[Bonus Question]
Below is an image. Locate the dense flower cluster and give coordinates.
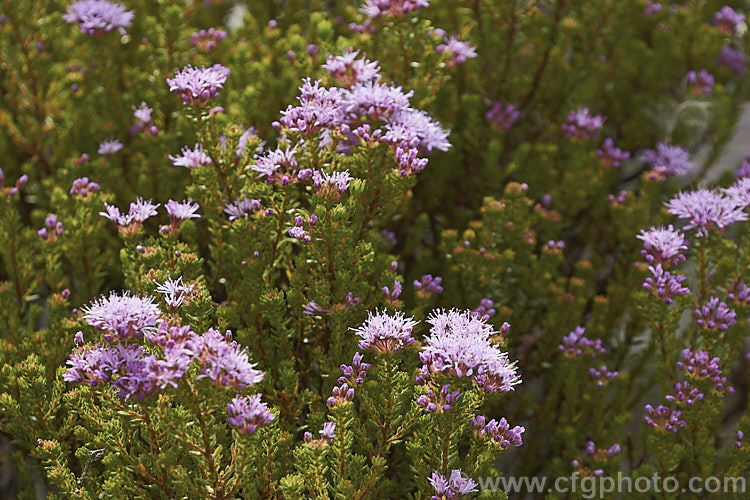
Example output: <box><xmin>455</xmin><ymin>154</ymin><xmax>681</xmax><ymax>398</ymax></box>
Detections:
<box><xmin>665</xmin><ymin>189</ymin><xmax>747</xmax><ymax>237</ymax></box>
<box><xmin>486</xmin><ymin>101</ymin><xmax>520</xmax><ymax>131</ymax></box>
<box><xmin>716</xmin><ymin>45</ymin><xmax>746</xmax><ymax>74</ymax></box>
<box><xmin>65</xmin><ymin>293</ymin><xmax>265</xmax><ymax>405</ymax></box>
<box><xmin>686</xmin><ymin>69</ymin><xmax>714</xmax><ymax>96</ymax></box>
<box><xmin>169</xmin><ymin>144</ymin><xmax>212</xmax><ymax>169</ymax></box>
<box><xmin>224</xmin><ymin>197</ymin><xmax>262</xmax><ymax>220</ymax></box>
<box><xmin>361</xmin><ymin>0</ymin><xmax>430</xmax><ymax>19</ymax></box>
<box><xmin>641</xmin><ymin>143</ymin><xmax>693</xmax><ymax>177</ymax></box>
<box><xmin>63</xmin><ymin>0</ymin><xmax>134</xmax><ymax>36</ymax></box>
<box><xmin>70</xmin><ymin>177</ymin><xmax>100</xmax><ymax>197</ymax></box>
<box><xmin>637</xmin><ymin>225</ymin><xmax>688</xmax><ymax>267</ymax></box>
<box><xmin>712</xmin><ymin>6</ymin><xmax>745</xmax><ymax>35</ymax></box>
<box><xmin>38</xmin><ymin>215</ymin><xmax>63</xmax><ymax>242</ymax></box>
<box><xmin>268</xmin><ymin>60</ymin><xmax>450</xmax><ymax>180</ymax></box>
<box><xmin>435</xmin><ymin>36</ymin><xmax>477</xmax><ymax>66</ymax></box>
<box><xmin>644</xmin><ymin>404</ymin><xmax>685</xmax><ymax>433</ymax></box>
<box><xmin>413</xmin><ymin>274</ymin><xmax>444</xmax><ymax>297</ymax></box>
<box><xmin>100</xmin><ymin>198</ymin><xmax>160</xmax><ymax>235</ymax></box>
<box><xmin>429</xmin><ymin>469</ymin><xmax>477</xmax><ymax>500</ymax></box>
<box><xmin>470</xmin><ymin>415</ymin><xmax>525</xmax><ymax>448</ymax></box>
<box><xmin>470</xmin><ymin>298</ymin><xmax>497</xmax><ymax>321</ymax></box>
<box><xmin>596</xmin><ymin>138</ymin><xmax>630</xmax><ymax>168</ymax></box>
<box><xmin>190</xmin><ymin>28</ymin><xmax>227</xmax><ymax>51</ymax></box>
<box><xmin>82</xmin><ymin>292</ymin><xmax>161</xmax><ymax>341</ymax></box>
<box><xmin>162</xmin><ymin>199</ymin><xmax>201</xmax><ymax>233</ymax></box>
<box><xmin>558</xmin><ymin>326</ymin><xmax>605</xmax><ymax>357</ymax></box>
<box><xmin>167</xmin><ymin>64</ymin><xmax>230</xmax><ymax>105</ymax></box>
<box><xmin>416</xmin><ymin>384</ymin><xmax>461</xmax><ymax>413</ymax></box>
<box><xmin>195</xmin><ymin>329</ymin><xmax>265</xmax><ymax>390</ymax></box>
<box><xmin>226</xmin><ymin>395</ymin><xmax>275</xmax><ymax>434</ymax></box>
<box><xmin>561</xmin><ymin>107</ymin><xmax>605</xmax><ymax>141</ymax></box>
<box><xmin>642</xmin><ymin>265</ymin><xmax>690</xmax><ymax>304</ymax></box>
<box><xmin>665</xmin><ymin>381</ymin><xmax>704</xmax><ymax>406</ymax></box>
<box><xmin>419</xmin><ymin>309</ymin><xmax>520</xmax><ymax>393</ymax></box>
<box><xmin>351</xmin><ymin>310</ymin><xmax>417</xmax><ymax>354</ymax></box>
<box><xmin>589</xmin><ymin>365</ymin><xmax>618</xmax><ymax>387</ymax></box>
<box><xmin>693</xmin><ymin>297</ymin><xmax>736</xmax><ymax>332</ymax></box>
<box><xmin>322</xmin><ymin>50</ymin><xmax>381</xmax><ymax>87</ymax></box>
<box><xmin>723</xmin><ymin>177</ymin><xmax>750</xmax><ymax>208</ymax></box>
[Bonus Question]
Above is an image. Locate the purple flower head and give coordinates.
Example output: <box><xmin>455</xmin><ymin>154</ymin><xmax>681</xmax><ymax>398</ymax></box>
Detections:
<box><xmin>339</xmin><ymin>352</ymin><xmax>371</xmax><ymax>385</ymax></box>
<box><xmin>100</xmin><ymin>198</ymin><xmax>160</xmax><ymax>235</ymax></box>
<box><xmin>642</xmin><ymin>264</ymin><xmax>690</xmax><ymax>304</ymax></box>
<box><xmin>717</xmin><ymin>45</ymin><xmax>746</xmax><ymax>75</ymax></box>
<box><xmin>132</xmin><ymin>100</ymin><xmax>153</xmax><ymax>123</ymax></box>
<box><xmin>421</xmin><ymin>309</ymin><xmax>521</xmax><ymax>392</ymax></box>
<box><xmin>561</xmin><ymin>107</ymin><xmax>605</xmax><ymax>141</ymax></box>
<box><xmin>641</xmin><ymin>142</ymin><xmax>693</xmax><ymax>177</ymax></box>
<box><xmin>727</xmin><ymin>281</ymin><xmax>750</xmax><ymax>306</ymax></box>
<box><xmin>343</xmin><ymin>81</ymin><xmax>414</xmax><ymax>121</ymax></box>
<box><xmin>596</xmin><ymin>138</ymin><xmax>630</xmax><ymax>168</ymax></box>
<box><xmin>429</xmin><ymin>469</ymin><xmax>477</xmax><ymax>500</ymax></box>
<box><xmin>665</xmin><ymin>189</ymin><xmax>747</xmax><ymax>237</ymax></box>
<box><xmin>469</xmin><ymin>415</ymin><xmax>525</xmax><ymax>448</ymax></box>
<box><xmin>352</xmin><ymin>310</ymin><xmax>418</xmax><ymax>354</ymax></box>
<box><xmin>665</xmin><ymin>381</ymin><xmax>704</xmax><ymax>406</ymax></box>
<box><xmin>190</xmin><ymin>28</ymin><xmax>227</xmax><ymax>52</ymax></box>
<box><xmin>38</xmin><ymin>214</ymin><xmax>63</xmax><ymax>242</ymax></box>
<box><xmin>435</xmin><ymin>36</ymin><xmax>477</xmax><ymax>66</ymax></box>
<box><xmin>686</xmin><ymin>70</ymin><xmax>715</xmax><ymax>97</ymax></box>
<box><xmin>735</xmin><ymin>156</ymin><xmax>750</xmax><ymax>178</ymax></box>
<box><xmin>83</xmin><ymin>291</ymin><xmax>161</xmax><ymax>341</ymax></box>
<box><xmin>252</xmin><ymin>145</ymin><xmax>302</xmax><ymax>185</ymax></box>
<box><xmin>361</xmin><ymin>0</ymin><xmax>429</xmax><ymax>19</ymax></box>
<box><xmin>227</xmin><ymin>394</ymin><xmax>275</xmax><ymax>434</ymax></box>
<box><xmin>224</xmin><ymin>197</ymin><xmax>262</xmax><ymax>220</ymax></box>
<box><xmin>693</xmin><ymin>297</ymin><xmax>736</xmax><ymax>332</ymax></box>
<box><xmin>486</xmin><ymin>101</ymin><xmax>520</xmax><ymax>131</ymax></box>
<box><xmin>384</xmin><ymin>108</ymin><xmax>451</xmax><ymax>154</ymax></box>
<box><xmin>169</xmin><ymin>143</ymin><xmax>212</xmax><ymax>169</ymax></box>
<box><xmin>382</xmin><ymin>280</ymin><xmax>402</xmax><ymax>304</ymax></box>
<box><xmin>167</xmin><ymin>64</ymin><xmax>230</xmax><ymax>105</ymax></box>
<box><xmin>713</xmin><ymin>6</ymin><xmax>745</xmax><ymax>35</ymax></box>
<box><xmin>323</xmin><ymin>50</ymin><xmax>381</xmax><ymax>87</ymax></box>
<box><xmin>163</xmin><ymin>199</ymin><xmax>200</xmax><ymax>233</ymax></box>
<box><xmin>636</xmin><ymin>225</ymin><xmax>688</xmax><ymax>267</ymax></box>
<box><xmin>63</xmin><ymin>0</ymin><xmax>134</xmax><ymax>36</ymax></box>
<box><xmin>318</xmin><ymin>421</ymin><xmax>336</xmax><ymax>444</ymax></box>
<box><xmin>558</xmin><ymin>326</ymin><xmax>606</xmax><ymax>357</ymax></box>
<box><xmin>589</xmin><ymin>365</ymin><xmax>619</xmax><ymax>387</ymax></box>
<box><xmin>645</xmin><ymin>404</ymin><xmax>685</xmax><ymax>433</ymax></box>
<box><xmin>417</xmin><ymin>384</ymin><xmax>461</xmax><ymax>413</ymax></box>
<box><xmin>723</xmin><ymin>177</ymin><xmax>750</xmax><ymax>208</ymax></box>
<box><xmin>327</xmin><ymin>382</ymin><xmax>355</xmax><ymax>407</ymax></box>
<box><xmin>98</xmin><ymin>137</ymin><xmax>123</xmax><ymax>155</ymax></box>
<box><xmin>193</xmin><ymin>329</ymin><xmax>264</xmax><ymax>390</ymax></box>
<box><xmin>414</xmin><ymin>274</ymin><xmax>444</xmax><ymax>297</ymax></box>
<box><xmin>154</xmin><ymin>275</ymin><xmax>191</xmax><ymax>312</ymax></box>
<box><xmin>469</xmin><ymin>298</ymin><xmax>496</xmax><ymax>321</ymax></box>
<box><xmin>644</xmin><ymin>0</ymin><xmax>662</xmax><ymax>16</ymax></box>
<box><xmin>276</xmin><ymin>79</ymin><xmax>345</xmax><ymax>135</ymax></box>
<box><xmin>70</xmin><ymin>177</ymin><xmax>100</xmax><ymax>197</ymax></box>
<box><xmin>67</xmin><ymin>344</ymin><xmax>163</xmax><ymax>400</ymax></box>
<box><xmin>312</xmin><ymin>169</ymin><xmax>353</xmax><ymax>199</ymax></box>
